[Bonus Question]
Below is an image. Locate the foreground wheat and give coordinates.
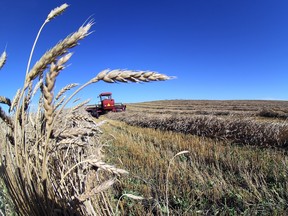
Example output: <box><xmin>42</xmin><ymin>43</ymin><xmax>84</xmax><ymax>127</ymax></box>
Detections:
<box><xmin>0</xmin><ymin>3</ymin><xmax>172</xmax><ymax>216</ymax></box>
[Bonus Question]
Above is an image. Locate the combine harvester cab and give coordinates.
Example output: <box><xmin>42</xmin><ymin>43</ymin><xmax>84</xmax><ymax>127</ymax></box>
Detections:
<box><xmin>86</xmin><ymin>92</ymin><xmax>126</xmax><ymax>118</ymax></box>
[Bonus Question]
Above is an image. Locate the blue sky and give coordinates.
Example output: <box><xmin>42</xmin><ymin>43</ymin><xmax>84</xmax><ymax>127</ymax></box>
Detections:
<box><xmin>0</xmin><ymin>0</ymin><xmax>288</xmax><ymax>104</ymax></box>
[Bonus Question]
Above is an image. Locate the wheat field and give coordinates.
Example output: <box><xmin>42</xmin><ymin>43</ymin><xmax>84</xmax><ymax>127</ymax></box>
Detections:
<box><xmin>104</xmin><ymin>100</ymin><xmax>288</xmax><ymax>215</ymax></box>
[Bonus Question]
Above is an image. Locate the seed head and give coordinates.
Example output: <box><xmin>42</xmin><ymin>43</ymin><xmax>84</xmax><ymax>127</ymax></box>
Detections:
<box><xmin>0</xmin><ymin>51</ymin><xmax>7</xmax><ymax>70</ymax></box>
<box><xmin>46</xmin><ymin>3</ymin><xmax>69</xmax><ymax>23</ymax></box>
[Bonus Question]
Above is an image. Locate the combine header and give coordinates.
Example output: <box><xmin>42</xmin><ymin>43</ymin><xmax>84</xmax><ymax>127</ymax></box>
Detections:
<box><xmin>86</xmin><ymin>92</ymin><xmax>126</xmax><ymax>118</ymax></box>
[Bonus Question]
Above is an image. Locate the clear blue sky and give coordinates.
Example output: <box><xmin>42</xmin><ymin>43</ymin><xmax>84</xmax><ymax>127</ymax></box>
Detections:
<box><xmin>1</xmin><ymin>0</ymin><xmax>288</xmax><ymax>104</ymax></box>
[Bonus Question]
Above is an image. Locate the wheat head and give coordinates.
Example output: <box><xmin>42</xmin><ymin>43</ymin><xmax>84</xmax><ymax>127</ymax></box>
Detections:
<box><xmin>90</xmin><ymin>69</ymin><xmax>173</xmax><ymax>83</ymax></box>
<box><xmin>0</xmin><ymin>51</ymin><xmax>7</xmax><ymax>70</ymax></box>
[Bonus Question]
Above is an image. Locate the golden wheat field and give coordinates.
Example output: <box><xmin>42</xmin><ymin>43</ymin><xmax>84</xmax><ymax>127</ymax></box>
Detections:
<box><xmin>103</xmin><ymin>99</ymin><xmax>288</xmax><ymax>215</ymax></box>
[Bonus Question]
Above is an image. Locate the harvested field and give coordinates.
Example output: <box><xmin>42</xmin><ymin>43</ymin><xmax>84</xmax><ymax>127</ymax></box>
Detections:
<box><xmin>101</xmin><ymin>118</ymin><xmax>288</xmax><ymax>215</ymax></box>
<box><xmin>99</xmin><ymin>100</ymin><xmax>288</xmax><ymax>215</ymax></box>
<box><xmin>125</xmin><ymin>100</ymin><xmax>288</xmax><ymax>118</ymax></box>
<box><xmin>107</xmin><ymin>100</ymin><xmax>288</xmax><ymax>148</ymax></box>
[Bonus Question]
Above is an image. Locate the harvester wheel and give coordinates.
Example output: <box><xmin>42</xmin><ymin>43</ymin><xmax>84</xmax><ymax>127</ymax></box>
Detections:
<box><xmin>92</xmin><ymin>110</ymin><xmax>99</xmax><ymax>118</ymax></box>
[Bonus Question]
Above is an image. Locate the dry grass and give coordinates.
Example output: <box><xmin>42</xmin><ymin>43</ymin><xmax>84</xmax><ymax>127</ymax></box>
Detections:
<box><xmin>0</xmin><ymin>4</ymin><xmax>171</xmax><ymax>216</ymax></box>
<box><xmin>101</xmin><ymin>118</ymin><xmax>288</xmax><ymax>215</ymax></box>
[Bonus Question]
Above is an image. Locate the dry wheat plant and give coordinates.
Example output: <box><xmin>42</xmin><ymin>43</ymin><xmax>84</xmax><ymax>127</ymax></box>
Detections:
<box><xmin>0</xmin><ymin>3</ymin><xmax>171</xmax><ymax>216</ymax></box>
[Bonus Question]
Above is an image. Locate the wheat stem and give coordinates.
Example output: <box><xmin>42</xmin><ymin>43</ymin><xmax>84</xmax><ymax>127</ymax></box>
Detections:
<box><xmin>55</xmin><ymin>83</ymin><xmax>78</xmax><ymax>100</ymax></box>
<box><xmin>41</xmin><ymin>54</ymin><xmax>72</xmax><ymax>182</ymax></box>
<box><xmin>25</xmin><ymin>20</ymin><xmax>93</xmax><ymax>87</ymax></box>
<box><xmin>115</xmin><ymin>193</ymin><xmax>144</xmax><ymax>215</ymax></box>
<box><xmin>25</xmin><ymin>3</ymin><xmax>69</xmax><ymax>77</ymax></box>
<box><xmin>165</xmin><ymin>150</ymin><xmax>189</xmax><ymax>216</ymax></box>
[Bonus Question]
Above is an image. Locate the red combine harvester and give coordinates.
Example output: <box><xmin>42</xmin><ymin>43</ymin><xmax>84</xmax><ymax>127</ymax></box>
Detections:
<box><xmin>85</xmin><ymin>92</ymin><xmax>126</xmax><ymax>118</ymax></box>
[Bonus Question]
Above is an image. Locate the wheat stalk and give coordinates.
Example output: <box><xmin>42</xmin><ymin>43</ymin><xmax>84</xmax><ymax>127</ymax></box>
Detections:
<box><xmin>1</xmin><ymin>3</ymin><xmax>174</xmax><ymax>215</ymax></box>
<box><xmin>45</xmin><ymin>3</ymin><xmax>69</xmax><ymax>23</ymax></box>
<box><xmin>41</xmin><ymin>54</ymin><xmax>73</xmax><ymax>184</ymax></box>
<box><xmin>55</xmin><ymin>83</ymin><xmax>78</xmax><ymax>100</ymax></box>
<box><xmin>57</xmin><ymin>127</ymin><xmax>95</xmax><ymax>138</ymax></box>
<box><xmin>90</xmin><ymin>69</ymin><xmax>173</xmax><ymax>83</ymax></box>
<box><xmin>25</xmin><ymin>21</ymin><xmax>93</xmax><ymax>87</ymax></box>
<box><xmin>0</xmin><ymin>50</ymin><xmax>7</xmax><ymax>70</ymax></box>
<box><xmin>0</xmin><ymin>96</ymin><xmax>11</xmax><ymax>107</ymax></box>
<box><xmin>43</xmin><ymin>53</ymin><xmax>72</xmax><ymax>130</ymax></box>
<box><xmin>23</xmin><ymin>82</ymin><xmax>33</xmax><ymax>112</ymax></box>
<box><xmin>31</xmin><ymin>78</ymin><xmax>43</xmax><ymax>98</ymax></box>
<box><xmin>77</xmin><ymin>178</ymin><xmax>115</xmax><ymax>202</ymax></box>
<box><xmin>71</xmin><ymin>99</ymin><xmax>90</xmax><ymax>112</ymax></box>
<box><xmin>61</xmin><ymin>159</ymin><xmax>128</xmax><ymax>184</ymax></box>
<box><xmin>115</xmin><ymin>193</ymin><xmax>144</xmax><ymax>215</ymax></box>
<box><xmin>165</xmin><ymin>150</ymin><xmax>189</xmax><ymax>216</ymax></box>
<box><xmin>54</xmin><ymin>96</ymin><xmax>65</xmax><ymax>110</ymax></box>
<box><xmin>9</xmin><ymin>89</ymin><xmax>21</xmax><ymax>112</ymax></box>
<box><xmin>68</xmin><ymin>113</ymin><xmax>96</xmax><ymax>124</ymax></box>
<box><xmin>88</xmin><ymin>159</ymin><xmax>129</xmax><ymax>176</ymax></box>
<box><xmin>25</xmin><ymin>3</ymin><xmax>69</xmax><ymax>78</ymax></box>
<box><xmin>12</xmin><ymin>15</ymin><xmax>92</xmax><ymax>170</ymax></box>
<box><xmin>0</xmin><ymin>107</ymin><xmax>13</xmax><ymax>129</ymax></box>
